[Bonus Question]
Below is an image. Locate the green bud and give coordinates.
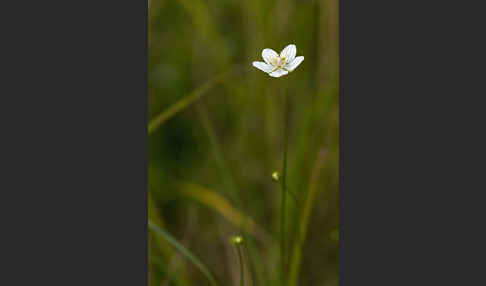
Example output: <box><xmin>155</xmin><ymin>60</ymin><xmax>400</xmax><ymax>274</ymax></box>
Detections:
<box><xmin>231</xmin><ymin>235</ymin><xmax>243</xmax><ymax>245</ymax></box>
<box><xmin>271</xmin><ymin>171</ymin><xmax>280</xmax><ymax>182</ymax></box>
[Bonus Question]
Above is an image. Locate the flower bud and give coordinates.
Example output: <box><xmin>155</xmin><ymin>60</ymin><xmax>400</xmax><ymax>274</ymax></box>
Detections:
<box><xmin>271</xmin><ymin>171</ymin><xmax>280</xmax><ymax>182</ymax></box>
<box><xmin>231</xmin><ymin>235</ymin><xmax>243</xmax><ymax>245</ymax></box>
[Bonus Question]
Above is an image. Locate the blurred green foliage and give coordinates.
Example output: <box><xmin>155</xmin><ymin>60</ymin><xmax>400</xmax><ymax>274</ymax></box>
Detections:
<box><xmin>149</xmin><ymin>0</ymin><xmax>338</xmax><ymax>285</ymax></box>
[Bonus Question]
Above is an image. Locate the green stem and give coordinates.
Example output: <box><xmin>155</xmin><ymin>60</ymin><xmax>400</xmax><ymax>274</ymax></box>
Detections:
<box><xmin>281</xmin><ymin>86</ymin><xmax>289</xmax><ymax>283</ymax></box>
<box><xmin>235</xmin><ymin>245</ymin><xmax>245</xmax><ymax>286</ymax></box>
<box><xmin>243</xmin><ymin>242</ymin><xmax>257</xmax><ymax>286</ymax></box>
<box><xmin>288</xmin><ymin>147</ymin><xmax>328</xmax><ymax>286</ymax></box>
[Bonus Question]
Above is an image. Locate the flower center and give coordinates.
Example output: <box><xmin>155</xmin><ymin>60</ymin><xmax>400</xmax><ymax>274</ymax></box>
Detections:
<box><xmin>270</xmin><ymin>57</ymin><xmax>279</xmax><ymax>66</ymax></box>
<box><xmin>271</xmin><ymin>57</ymin><xmax>286</xmax><ymax>69</ymax></box>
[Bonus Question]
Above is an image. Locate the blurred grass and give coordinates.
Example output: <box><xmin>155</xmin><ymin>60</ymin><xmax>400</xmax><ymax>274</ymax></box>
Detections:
<box><xmin>148</xmin><ymin>66</ymin><xmax>248</xmax><ymax>134</ymax></box>
<box><xmin>179</xmin><ymin>182</ymin><xmax>272</xmax><ymax>244</ymax></box>
<box><xmin>149</xmin><ymin>221</ymin><xmax>220</xmax><ymax>286</ymax></box>
<box><xmin>149</xmin><ymin>0</ymin><xmax>338</xmax><ymax>285</ymax></box>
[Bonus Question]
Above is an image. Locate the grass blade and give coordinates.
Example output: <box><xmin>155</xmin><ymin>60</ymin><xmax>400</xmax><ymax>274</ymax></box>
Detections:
<box><xmin>148</xmin><ymin>190</ymin><xmax>192</xmax><ymax>286</ymax></box>
<box><xmin>148</xmin><ymin>66</ymin><xmax>246</xmax><ymax>134</ymax></box>
<box><xmin>288</xmin><ymin>147</ymin><xmax>328</xmax><ymax>286</ymax></box>
<box><xmin>148</xmin><ymin>192</ymin><xmax>172</xmax><ymax>257</ymax></box>
<box><xmin>179</xmin><ymin>182</ymin><xmax>272</xmax><ymax>245</ymax></box>
<box><xmin>148</xmin><ymin>221</ymin><xmax>220</xmax><ymax>286</ymax></box>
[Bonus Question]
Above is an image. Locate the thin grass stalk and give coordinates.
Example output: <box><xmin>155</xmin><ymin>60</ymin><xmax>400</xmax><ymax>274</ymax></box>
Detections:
<box><xmin>196</xmin><ymin>103</ymin><xmax>260</xmax><ymax>284</ymax></box>
<box><xmin>178</xmin><ymin>182</ymin><xmax>272</xmax><ymax>245</ymax></box>
<box><xmin>148</xmin><ymin>221</ymin><xmax>220</xmax><ymax>286</ymax></box>
<box><xmin>148</xmin><ymin>190</ymin><xmax>191</xmax><ymax>286</ymax></box>
<box><xmin>195</xmin><ymin>102</ymin><xmax>257</xmax><ymax>237</ymax></box>
<box><xmin>148</xmin><ymin>66</ymin><xmax>246</xmax><ymax>134</ymax></box>
<box><xmin>236</xmin><ymin>245</ymin><xmax>245</xmax><ymax>286</ymax></box>
<box><xmin>280</xmin><ymin>85</ymin><xmax>289</xmax><ymax>283</ymax></box>
<box><xmin>243</xmin><ymin>242</ymin><xmax>257</xmax><ymax>286</ymax></box>
<box><xmin>288</xmin><ymin>147</ymin><xmax>328</xmax><ymax>286</ymax></box>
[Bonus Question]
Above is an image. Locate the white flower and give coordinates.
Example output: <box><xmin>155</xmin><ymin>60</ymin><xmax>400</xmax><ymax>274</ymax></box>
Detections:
<box><xmin>252</xmin><ymin>44</ymin><xmax>304</xmax><ymax>78</ymax></box>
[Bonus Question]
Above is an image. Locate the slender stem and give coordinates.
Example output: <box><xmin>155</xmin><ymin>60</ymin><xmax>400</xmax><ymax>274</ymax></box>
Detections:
<box><xmin>243</xmin><ymin>242</ymin><xmax>257</xmax><ymax>286</ymax></box>
<box><xmin>280</xmin><ymin>86</ymin><xmax>289</xmax><ymax>283</ymax></box>
<box><xmin>236</xmin><ymin>245</ymin><xmax>245</xmax><ymax>286</ymax></box>
<box><xmin>288</xmin><ymin>147</ymin><xmax>328</xmax><ymax>286</ymax></box>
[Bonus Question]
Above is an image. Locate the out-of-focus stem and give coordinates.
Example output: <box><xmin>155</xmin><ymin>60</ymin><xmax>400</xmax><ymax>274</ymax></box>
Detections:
<box><xmin>280</xmin><ymin>86</ymin><xmax>289</xmax><ymax>283</ymax></box>
<box><xmin>235</xmin><ymin>244</ymin><xmax>245</xmax><ymax>286</ymax></box>
<box><xmin>288</xmin><ymin>147</ymin><xmax>328</xmax><ymax>286</ymax></box>
<box><xmin>243</xmin><ymin>242</ymin><xmax>257</xmax><ymax>286</ymax></box>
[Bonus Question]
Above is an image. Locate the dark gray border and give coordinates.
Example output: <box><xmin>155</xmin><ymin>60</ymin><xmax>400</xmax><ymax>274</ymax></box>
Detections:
<box><xmin>1</xmin><ymin>0</ymin><xmax>148</xmax><ymax>284</ymax></box>
<box><xmin>340</xmin><ymin>0</ymin><xmax>486</xmax><ymax>285</ymax></box>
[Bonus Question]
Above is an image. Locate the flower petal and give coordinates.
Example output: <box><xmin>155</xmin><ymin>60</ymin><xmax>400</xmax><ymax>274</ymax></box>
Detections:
<box><xmin>269</xmin><ymin>68</ymin><xmax>289</xmax><ymax>78</ymax></box>
<box><xmin>280</xmin><ymin>44</ymin><xmax>296</xmax><ymax>63</ymax></box>
<box><xmin>285</xmin><ymin>56</ymin><xmax>304</xmax><ymax>72</ymax></box>
<box><xmin>262</xmin><ymin>48</ymin><xmax>279</xmax><ymax>66</ymax></box>
<box><xmin>252</xmin><ymin>61</ymin><xmax>274</xmax><ymax>73</ymax></box>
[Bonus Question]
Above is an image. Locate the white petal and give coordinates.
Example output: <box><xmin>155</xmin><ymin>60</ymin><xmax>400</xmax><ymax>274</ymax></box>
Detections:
<box><xmin>280</xmin><ymin>44</ymin><xmax>296</xmax><ymax>63</ymax></box>
<box><xmin>262</xmin><ymin>48</ymin><xmax>279</xmax><ymax>66</ymax></box>
<box><xmin>285</xmin><ymin>56</ymin><xmax>304</xmax><ymax>72</ymax></box>
<box><xmin>252</xmin><ymin>61</ymin><xmax>274</xmax><ymax>73</ymax></box>
<box><xmin>269</xmin><ymin>68</ymin><xmax>289</xmax><ymax>78</ymax></box>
